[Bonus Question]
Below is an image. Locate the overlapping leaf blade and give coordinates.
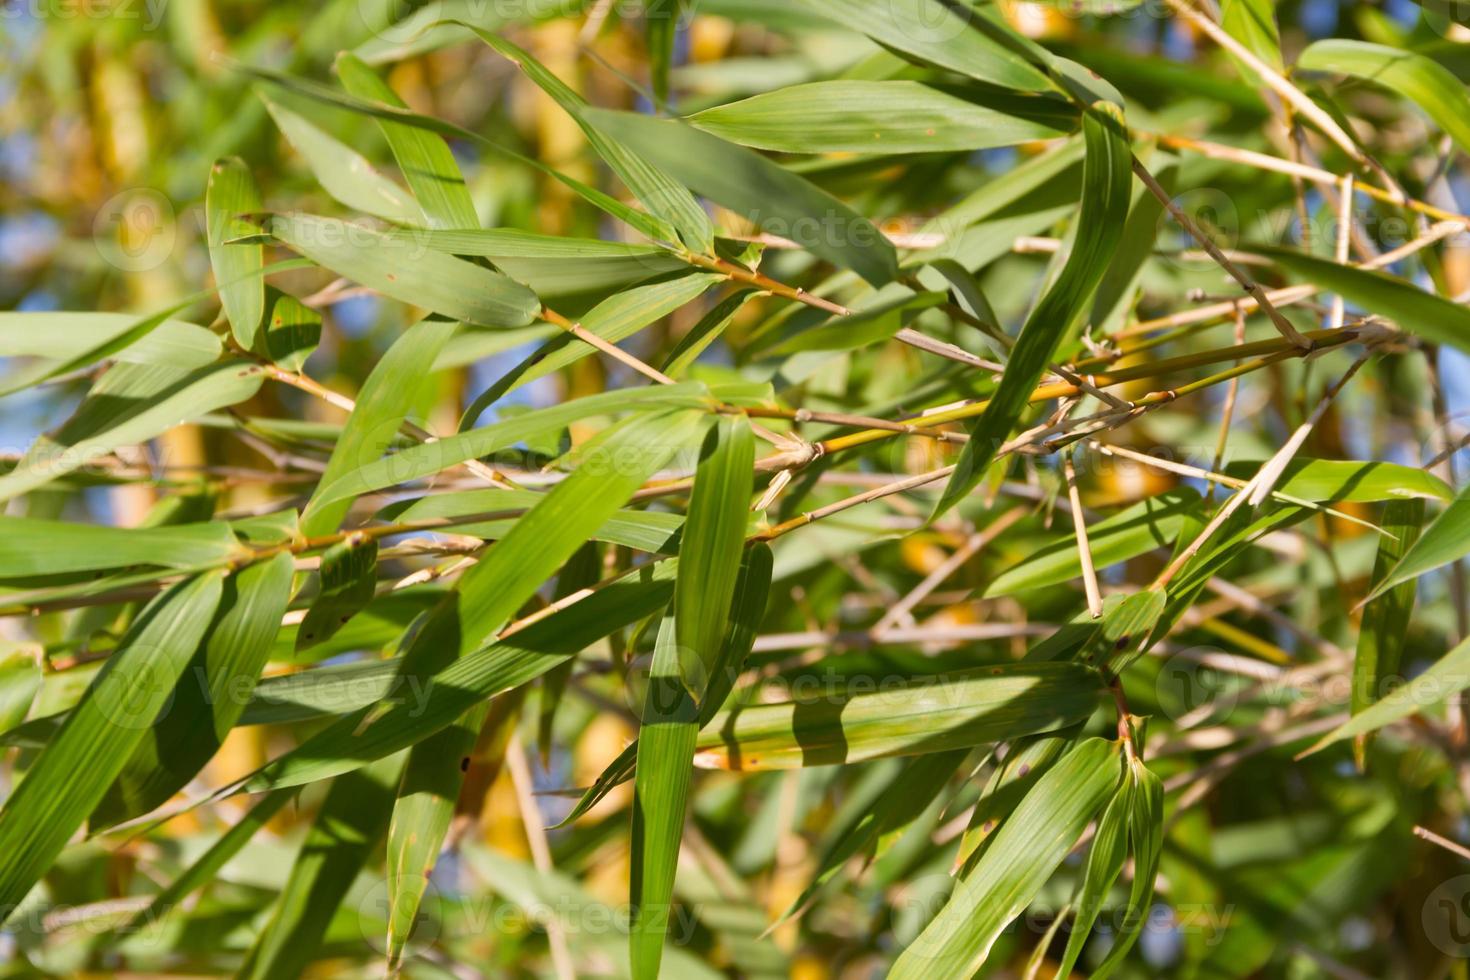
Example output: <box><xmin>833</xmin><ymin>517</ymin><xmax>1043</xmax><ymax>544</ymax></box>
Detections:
<box><xmin>933</xmin><ymin>102</ymin><xmax>1132</xmax><ymax>518</ymax></box>
<box><xmin>0</xmin><ymin>571</ymin><xmax>224</xmax><ymax>919</ymax></box>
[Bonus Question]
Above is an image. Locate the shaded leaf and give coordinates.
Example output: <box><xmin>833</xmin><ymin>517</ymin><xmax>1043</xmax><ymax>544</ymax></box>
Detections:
<box><xmin>693</xmin><ymin>662</ymin><xmax>1107</xmax><ymax>770</ymax></box>
<box><xmin>674</xmin><ymin>414</ymin><xmax>754</xmax><ymax>696</ymax></box>
<box><xmin>890</xmin><ymin>737</ymin><xmax>1122</xmax><ymax>978</ymax></box>
<box><xmin>933</xmin><ymin>103</ymin><xmax>1132</xmax><ymax>518</ymax></box>
<box><xmin>0</xmin><ymin>571</ymin><xmax>224</xmax><ymax>920</ymax></box>
<box><xmin>690</xmin><ymin>81</ymin><xmax>1074</xmax><ymax>153</ymax></box>
<box><xmin>206</xmin><ymin>157</ymin><xmax>266</xmax><ymax>349</ymax></box>
<box><xmin>583</xmin><ymin>108</ymin><xmax>899</xmax><ymax>286</ymax></box>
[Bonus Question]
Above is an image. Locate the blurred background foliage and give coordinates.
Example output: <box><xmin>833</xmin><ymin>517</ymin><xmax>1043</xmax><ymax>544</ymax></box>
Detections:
<box><xmin>3</xmin><ymin>0</ymin><xmax>1470</xmax><ymax>977</ymax></box>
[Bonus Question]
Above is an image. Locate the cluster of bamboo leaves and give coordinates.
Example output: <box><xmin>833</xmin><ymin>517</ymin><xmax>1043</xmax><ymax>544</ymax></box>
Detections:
<box><xmin>3</xmin><ymin>0</ymin><xmax>1470</xmax><ymax>976</ymax></box>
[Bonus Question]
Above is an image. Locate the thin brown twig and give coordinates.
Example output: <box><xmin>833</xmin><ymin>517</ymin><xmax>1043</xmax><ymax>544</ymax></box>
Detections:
<box><xmin>1133</xmin><ymin>155</ymin><xmax>1313</xmax><ymax>349</ymax></box>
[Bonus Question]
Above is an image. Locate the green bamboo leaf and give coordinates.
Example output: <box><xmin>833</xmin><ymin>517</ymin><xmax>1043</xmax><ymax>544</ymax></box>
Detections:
<box><xmin>244</xmin><ymin>562</ymin><xmax>677</xmax><ymax>792</ymax></box>
<box><xmin>955</xmin><ymin>733</ymin><xmax>1075</xmax><ymax>872</ymax></box>
<box><xmin>1056</xmin><ymin>775</ymin><xmax>1134</xmax><ymax>979</ymax></box>
<box><xmin>0</xmin><ymin>516</ymin><xmax>242</xmax><ymax>578</ymax></box>
<box><xmin>555</xmin><ymin>544</ymin><xmax>772</xmax><ymax>828</ymax></box>
<box><xmin>380</xmin><ymin>496</ymin><xmax>599</xmax><ymax>969</ymax></box>
<box><xmin>91</xmin><ymin>552</ymin><xmax>296</xmax><ymax>830</ymax></box>
<box><xmin>385</xmin><ymin>697</ymin><xmax>490</xmax><ymax>972</ymax></box>
<box><xmin>663</xmin><ymin>290</ymin><xmax>758</xmax><ymax>375</ymax></box>
<box><xmin>0</xmin><ymin>360</ymin><xmax>266</xmax><ymax>503</ymax></box>
<box><xmin>630</xmin><ymin>613</ymin><xmax>701</xmax><ymax>980</ymax></box>
<box><xmin>478</xmin><ymin>273</ymin><xmax>721</xmax><ymax>406</ymax></box>
<box><xmin>335</xmin><ymin>53</ymin><xmax>479</xmax><ymax>229</ymax></box>
<box><xmin>116</xmin><ymin>788</ymin><xmax>297</xmax><ymax>938</ymax></box>
<box><xmin>297</xmin><ymin>536</ymin><xmax>379</xmax><ymax>652</ymax></box>
<box><xmin>1301</xmin><ymin>631</ymin><xmax>1470</xmax><ymax>757</ymax></box>
<box><xmin>1255</xmin><ymin>245</ymin><xmax>1470</xmax><ymax>353</ymax></box>
<box><xmin>0</xmin><ymin>312</ymin><xmax>220</xmax><ymax>369</ymax></box>
<box><xmin>468</xmin><ymin>28</ymin><xmax>714</xmax><ymax>251</ymax></box>
<box><xmin>417</xmin><ymin>228</ymin><xmax>687</xmax><ymax>298</ymax></box>
<box><xmin>1298</xmin><ymin>40</ymin><xmax>1470</xmax><ymax>157</ymax></box>
<box><xmin>245</xmin><ymin>411</ymin><xmax>704</xmax><ymax>793</ymax></box>
<box><xmin>1221</xmin><ymin>0</ymin><xmax>1284</xmax><ymax>83</ymax></box>
<box><xmin>0</xmin><ymin>644</ymin><xmax>40</xmax><ymax>735</ymax></box>
<box><xmin>449</xmin><ymin>408</ymin><xmax>705</xmax><ymax>652</ymax></box>
<box><xmin>646</xmin><ymin>0</ymin><xmax>679</xmax><ymax>103</ymax></box>
<box><xmin>314</xmin><ymin>383</ymin><xmax>713</xmax><ymax>509</ymax></box>
<box><xmin>0</xmin><ymin>254</ymin><xmax>310</xmax><ymax>400</ymax></box>
<box><xmin>239</xmin><ymin>58</ymin><xmax>675</xmax><ymax>242</ymax></box>
<box><xmin>0</xmin><ymin>571</ymin><xmax>224</xmax><ymax>921</ymax></box>
<box><xmin>1091</xmin><ymin>760</ymin><xmax>1163</xmax><ymax>977</ymax></box>
<box><xmin>933</xmin><ymin>102</ymin><xmax>1131</xmax><ymax>519</ymax></box>
<box><xmin>261</xmin><ymin>287</ymin><xmax>322</xmax><ymax>372</ymax></box>
<box><xmin>1224</xmin><ymin>458</ymin><xmax>1453</xmax><ymax>503</ymax></box>
<box><xmin>237</xmin><ymin>755</ymin><xmax>402</xmax><ymax>980</ymax></box>
<box><xmin>1367</xmin><ymin>481</ymin><xmax>1470</xmax><ymax>599</ymax></box>
<box><xmin>538</xmin><ymin>543</ymin><xmax>602</xmax><ymax>756</ymax></box>
<box><xmin>890</xmin><ymin>737</ymin><xmax>1122</xmax><ymax>978</ymax></box>
<box><xmin>689</xmin><ymin>81</ymin><xmax>1074</xmax><ymax>154</ymax></box>
<box><xmin>261</xmin><ymin>93</ymin><xmax>426</xmax><ymax>225</ymax></box>
<box><xmin>263</xmin><ymin>213</ymin><xmax>540</xmax><ymax>327</ymax></box>
<box><xmin>581</xmin><ymin>107</ymin><xmax>899</xmax><ymax>286</ymax></box>
<box><xmin>771</xmin><ymin>289</ymin><xmax>947</xmax><ymax>354</ymax></box>
<box><xmin>675</xmin><ymin>414</ymin><xmax>754</xmax><ymax>697</ymax></box>
<box><xmin>779</xmin><ymin>749</ymin><xmax>967</xmax><ymax>927</ymax></box>
<box><xmin>984</xmin><ymin>489</ymin><xmax>1201</xmax><ymax>597</ymax></box>
<box><xmin>792</xmin><ymin>0</ymin><xmax>1053</xmax><ymax>92</ymax></box>
<box><xmin>382</xmin><ymin>490</ymin><xmax>688</xmax><ymax>554</ymax></box>
<box><xmin>207</xmin><ymin>157</ymin><xmax>266</xmax><ymax>350</ymax></box>
<box><xmin>693</xmin><ymin>662</ymin><xmax>1107</xmax><ymax>770</ymax></box>
<box><xmin>1351</xmin><ymin>499</ymin><xmax>1422</xmax><ymax>766</ymax></box>
<box><xmin>300</xmin><ymin>317</ymin><xmax>459</xmax><ymax>537</ymax></box>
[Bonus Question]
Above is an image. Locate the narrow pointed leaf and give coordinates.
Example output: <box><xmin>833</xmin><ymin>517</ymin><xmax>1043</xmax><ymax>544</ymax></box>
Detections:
<box><xmin>1298</xmin><ymin>40</ymin><xmax>1470</xmax><ymax>157</ymax></box>
<box><xmin>1302</xmin><ymin>632</ymin><xmax>1470</xmax><ymax>756</ymax></box>
<box><xmin>237</xmin><ymin>755</ymin><xmax>402</xmax><ymax>980</ymax></box>
<box><xmin>264</xmin><ymin>213</ymin><xmax>541</xmax><ymax>326</ymax></box>
<box><xmin>674</xmin><ymin>415</ymin><xmax>754</xmax><ymax>697</ymax></box>
<box><xmin>984</xmin><ymin>489</ymin><xmax>1201</xmax><ymax>596</ymax></box>
<box><xmin>0</xmin><ymin>571</ymin><xmax>224</xmax><ymax>921</ymax></box>
<box><xmin>792</xmin><ymin>0</ymin><xmax>1053</xmax><ymax>92</ymax></box>
<box><xmin>1369</xmin><ymin>481</ymin><xmax>1470</xmax><ymax>599</ymax></box>
<box><xmin>206</xmin><ymin>157</ymin><xmax>266</xmax><ymax>349</ymax></box>
<box><xmin>1091</xmin><ymin>761</ymin><xmax>1164</xmax><ymax>977</ymax></box>
<box><xmin>1056</xmin><ymin>776</ymin><xmax>1134</xmax><ymax>979</ymax></box>
<box><xmin>1257</xmin><ymin>245</ymin><xmax>1470</xmax><ymax>353</ymax></box>
<box><xmin>245</xmin><ymin>563</ymin><xmax>677</xmax><ymax>792</ymax></box>
<box><xmin>689</xmin><ymin>80</ymin><xmax>1074</xmax><ymax>153</ymax></box>
<box><xmin>300</xmin><ymin>317</ymin><xmax>459</xmax><ymax>536</ymax></box>
<box><xmin>0</xmin><ymin>516</ymin><xmax>242</xmax><ymax>578</ymax></box>
<box><xmin>471</xmin><ymin>29</ymin><xmax>713</xmax><ymax>251</ymax></box>
<box><xmin>91</xmin><ymin>552</ymin><xmax>296</xmax><ymax>830</ymax></box>
<box><xmin>934</xmin><ymin>103</ymin><xmax>1132</xmax><ymax>518</ymax></box>
<box><xmin>336</xmin><ymin>53</ymin><xmax>480</xmax><ymax>229</ymax></box>
<box><xmin>630</xmin><ymin>614</ymin><xmax>700</xmax><ymax>980</ymax></box>
<box><xmin>693</xmin><ymin>662</ymin><xmax>1107</xmax><ymax>770</ymax></box>
<box><xmin>261</xmin><ymin>93</ymin><xmax>426</xmax><ymax>224</ymax></box>
<box><xmin>117</xmin><ymin>788</ymin><xmax>298</xmax><ymax>936</ymax></box>
<box><xmin>556</xmin><ymin>544</ymin><xmax>772</xmax><ymax>827</ymax></box>
<box><xmin>314</xmin><ymin>383</ymin><xmax>714</xmax><ymax>508</ymax></box>
<box><xmin>582</xmin><ymin>108</ymin><xmax>899</xmax><ymax>286</ymax></box>
<box><xmin>1352</xmin><ymin>498</ymin><xmax>1424</xmax><ymax>765</ymax></box>
<box><xmin>890</xmin><ymin>737</ymin><xmax>1122</xmax><ymax>978</ymax></box>
<box><xmin>0</xmin><ymin>360</ymin><xmax>265</xmax><ymax>503</ymax></box>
